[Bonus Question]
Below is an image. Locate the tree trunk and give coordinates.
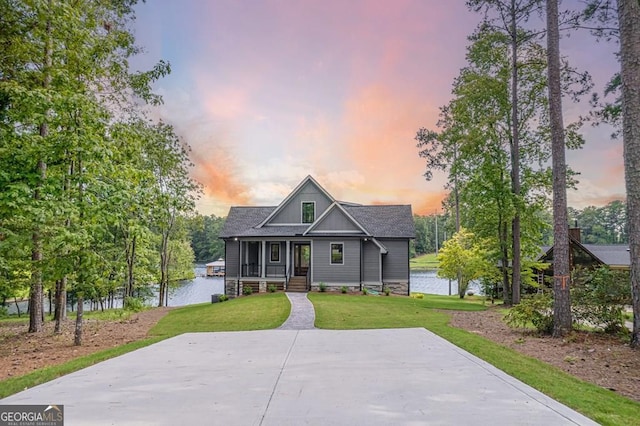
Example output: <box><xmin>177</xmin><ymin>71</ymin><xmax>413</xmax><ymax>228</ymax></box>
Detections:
<box><xmin>618</xmin><ymin>0</ymin><xmax>640</xmax><ymax>348</ymax></box>
<box><xmin>124</xmin><ymin>235</ymin><xmax>137</xmax><ymax>301</ymax></box>
<box><xmin>28</xmin><ymin>0</ymin><xmax>53</xmax><ymax>333</ymax></box>
<box><xmin>74</xmin><ymin>294</ymin><xmax>83</xmax><ymax>346</ymax></box>
<box><xmin>158</xmin><ymin>229</ymin><xmax>170</xmax><ymax>307</ymax></box>
<box><xmin>547</xmin><ymin>0</ymin><xmax>571</xmax><ymax>337</ymax></box>
<box><xmin>510</xmin><ymin>0</ymin><xmax>522</xmax><ymax>306</ymax></box>
<box><xmin>54</xmin><ymin>277</ymin><xmax>67</xmax><ymax>334</ymax></box>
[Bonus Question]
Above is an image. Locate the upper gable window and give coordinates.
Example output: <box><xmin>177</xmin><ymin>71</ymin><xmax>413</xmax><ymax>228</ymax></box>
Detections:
<box><xmin>302</xmin><ymin>202</ymin><xmax>315</xmax><ymax>223</ymax></box>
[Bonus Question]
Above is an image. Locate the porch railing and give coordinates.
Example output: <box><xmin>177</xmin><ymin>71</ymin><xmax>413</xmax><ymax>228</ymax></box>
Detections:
<box><xmin>242</xmin><ymin>263</ymin><xmax>260</xmax><ymax>277</ymax></box>
<box><xmin>266</xmin><ymin>265</ymin><xmax>286</xmax><ymax>278</ymax></box>
<box><xmin>242</xmin><ymin>263</ymin><xmax>286</xmax><ymax>278</ymax></box>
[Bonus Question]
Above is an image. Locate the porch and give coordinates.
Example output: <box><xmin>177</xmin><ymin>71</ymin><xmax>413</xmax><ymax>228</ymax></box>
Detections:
<box><xmin>236</xmin><ymin>240</ymin><xmax>311</xmax><ymax>293</ymax></box>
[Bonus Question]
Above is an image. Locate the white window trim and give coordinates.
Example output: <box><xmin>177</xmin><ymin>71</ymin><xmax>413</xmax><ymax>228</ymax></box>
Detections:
<box><xmin>301</xmin><ymin>201</ymin><xmax>316</xmax><ymax>224</ymax></box>
<box><xmin>330</xmin><ymin>242</ymin><xmax>344</xmax><ymax>265</ymax></box>
<box><xmin>270</xmin><ymin>242</ymin><xmax>280</xmax><ymax>263</ymax></box>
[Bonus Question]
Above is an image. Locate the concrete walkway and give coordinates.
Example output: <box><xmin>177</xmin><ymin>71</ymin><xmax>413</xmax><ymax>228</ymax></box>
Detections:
<box><xmin>278</xmin><ymin>292</ymin><xmax>316</xmax><ymax>330</ymax></box>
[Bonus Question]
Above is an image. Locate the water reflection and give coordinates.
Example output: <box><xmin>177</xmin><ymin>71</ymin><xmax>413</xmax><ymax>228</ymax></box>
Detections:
<box><xmin>410</xmin><ymin>270</ymin><xmax>481</xmax><ymax>296</ymax></box>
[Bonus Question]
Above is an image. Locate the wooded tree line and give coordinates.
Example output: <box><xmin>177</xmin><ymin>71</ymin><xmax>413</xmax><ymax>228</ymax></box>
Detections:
<box><xmin>416</xmin><ymin>0</ymin><xmax>640</xmax><ymax>346</ymax></box>
<box><xmin>0</xmin><ymin>0</ymin><xmax>199</xmax><ymax>345</ymax></box>
<box><xmin>188</xmin><ymin>214</ymin><xmax>226</xmax><ymax>263</ymax></box>
<box><xmin>413</xmin><ymin>199</ymin><xmax>628</xmax><ymax>256</ymax></box>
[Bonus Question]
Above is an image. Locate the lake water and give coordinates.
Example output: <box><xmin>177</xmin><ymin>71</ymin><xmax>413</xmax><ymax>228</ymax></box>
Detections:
<box><xmin>410</xmin><ymin>271</ymin><xmax>481</xmax><ymax>296</ymax></box>
<box><xmin>3</xmin><ymin>268</ymin><xmax>477</xmax><ymax>314</ymax></box>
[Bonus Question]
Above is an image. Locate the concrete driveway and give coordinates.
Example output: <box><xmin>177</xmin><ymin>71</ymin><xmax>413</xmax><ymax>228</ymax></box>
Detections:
<box><xmin>1</xmin><ymin>328</ymin><xmax>597</xmax><ymax>425</ymax></box>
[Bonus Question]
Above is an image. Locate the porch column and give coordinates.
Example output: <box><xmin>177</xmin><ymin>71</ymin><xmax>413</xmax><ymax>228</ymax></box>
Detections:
<box><xmin>286</xmin><ymin>241</ymin><xmax>290</xmax><ymax>287</ymax></box>
<box><xmin>261</xmin><ymin>240</ymin><xmax>266</xmax><ymax>278</ymax></box>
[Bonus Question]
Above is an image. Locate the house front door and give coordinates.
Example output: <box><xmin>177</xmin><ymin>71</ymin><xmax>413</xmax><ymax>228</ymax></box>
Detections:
<box><xmin>293</xmin><ymin>243</ymin><xmax>310</xmax><ymax>277</ymax></box>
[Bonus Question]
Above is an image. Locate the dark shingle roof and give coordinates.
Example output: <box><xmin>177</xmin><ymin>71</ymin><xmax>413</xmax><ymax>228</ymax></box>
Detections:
<box><xmin>539</xmin><ymin>242</ymin><xmax>630</xmax><ymax>267</ymax></box>
<box><xmin>582</xmin><ymin>244</ymin><xmax>630</xmax><ymax>266</ymax></box>
<box><xmin>343</xmin><ymin>205</ymin><xmax>415</xmax><ymax>238</ymax></box>
<box><xmin>219</xmin><ymin>204</ymin><xmax>415</xmax><ymax>239</ymax></box>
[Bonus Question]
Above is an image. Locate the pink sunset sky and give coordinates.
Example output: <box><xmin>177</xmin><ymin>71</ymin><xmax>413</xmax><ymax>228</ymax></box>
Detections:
<box><xmin>133</xmin><ymin>0</ymin><xmax>623</xmax><ymax>216</ymax></box>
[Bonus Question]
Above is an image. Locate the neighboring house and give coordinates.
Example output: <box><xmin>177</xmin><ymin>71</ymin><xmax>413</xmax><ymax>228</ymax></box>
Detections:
<box><xmin>538</xmin><ymin>228</ymin><xmax>630</xmax><ymax>280</ymax></box>
<box><xmin>206</xmin><ymin>259</ymin><xmax>225</xmax><ymax>277</ymax></box>
<box><xmin>219</xmin><ymin>176</ymin><xmax>415</xmax><ymax>296</ymax></box>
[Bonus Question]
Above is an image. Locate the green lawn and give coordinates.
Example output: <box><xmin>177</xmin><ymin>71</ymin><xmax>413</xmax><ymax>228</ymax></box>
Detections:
<box><xmin>150</xmin><ymin>292</ymin><xmax>290</xmax><ymax>337</ymax></box>
<box><xmin>410</xmin><ymin>252</ymin><xmax>439</xmax><ymax>270</ymax></box>
<box><xmin>308</xmin><ymin>293</ymin><xmax>639</xmax><ymax>426</ymax></box>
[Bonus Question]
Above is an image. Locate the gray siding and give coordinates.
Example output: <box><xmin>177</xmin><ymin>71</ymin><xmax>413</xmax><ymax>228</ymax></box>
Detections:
<box><xmin>225</xmin><ymin>239</ymin><xmax>240</xmax><ymax>278</ymax></box>
<box><xmin>312</xmin><ymin>239</ymin><xmax>361</xmax><ymax>283</ymax></box>
<box><xmin>381</xmin><ymin>239</ymin><xmax>410</xmax><ymax>281</ymax></box>
<box><xmin>313</xmin><ymin>207</ymin><xmax>363</xmax><ymax>232</ymax></box>
<box><xmin>362</xmin><ymin>241</ymin><xmax>381</xmax><ymax>282</ymax></box>
<box><xmin>270</xmin><ymin>180</ymin><xmax>332</xmax><ymax>224</ymax></box>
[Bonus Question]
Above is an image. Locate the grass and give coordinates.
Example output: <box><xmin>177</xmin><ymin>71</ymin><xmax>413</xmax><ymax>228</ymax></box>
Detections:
<box><xmin>409</xmin><ymin>252</ymin><xmax>439</xmax><ymax>270</ymax></box>
<box><xmin>150</xmin><ymin>292</ymin><xmax>290</xmax><ymax>337</ymax></box>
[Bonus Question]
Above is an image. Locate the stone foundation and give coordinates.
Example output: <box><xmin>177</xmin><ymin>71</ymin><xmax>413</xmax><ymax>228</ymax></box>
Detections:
<box><xmin>384</xmin><ymin>282</ymin><xmax>409</xmax><ymax>296</ymax></box>
<box><xmin>225</xmin><ymin>279</ymin><xmax>238</xmax><ymax>298</ymax></box>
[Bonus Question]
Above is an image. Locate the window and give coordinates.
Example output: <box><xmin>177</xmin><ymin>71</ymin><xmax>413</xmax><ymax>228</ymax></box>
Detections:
<box><xmin>302</xmin><ymin>202</ymin><xmax>315</xmax><ymax>223</ymax></box>
<box><xmin>270</xmin><ymin>243</ymin><xmax>280</xmax><ymax>262</ymax></box>
<box><xmin>330</xmin><ymin>243</ymin><xmax>344</xmax><ymax>265</ymax></box>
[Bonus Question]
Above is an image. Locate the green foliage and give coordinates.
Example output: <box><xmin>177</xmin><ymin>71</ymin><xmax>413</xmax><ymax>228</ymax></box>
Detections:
<box><xmin>341</xmin><ymin>286</ymin><xmax>348</xmax><ymax>294</ymax></box>
<box><xmin>437</xmin><ymin>228</ymin><xmax>491</xmax><ymax>298</ymax></box>
<box><xmin>384</xmin><ymin>287</ymin><xmax>390</xmax><ymax>296</ymax></box>
<box><xmin>571</xmin><ymin>267</ymin><xmax>630</xmax><ymax>333</ymax></box>
<box><xmin>319</xmin><ymin>282</ymin><xmax>327</xmax><ymax>292</ymax></box>
<box><xmin>242</xmin><ymin>285</ymin><xmax>253</xmax><ymax>296</ymax></box>
<box><xmin>188</xmin><ymin>214</ymin><xmax>226</xmax><ymax>262</ymax></box>
<box><xmin>362</xmin><ymin>287</ymin><xmax>368</xmax><ymax>295</ymax></box>
<box><xmin>123</xmin><ymin>297</ymin><xmax>145</xmax><ymax>313</ymax></box>
<box><xmin>505</xmin><ymin>293</ymin><xmax>554</xmax><ymax>334</ymax></box>
<box><xmin>410</xmin><ymin>293</ymin><xmax>424</xmax><ymax>299</ymax></box>
<box><xmin>150</xmin><ymin>293</ymin><xmax>290</xmax><ymax>336</ymax></box>
<box><xmin>268</xmin><ymin>284</ymin><xmax>277</xmax><ymax>293</ymax></box>
<box><xmin>218</xmin><ymin>294</ymin><xmax>228</xmax><ymax>302</ymax></box>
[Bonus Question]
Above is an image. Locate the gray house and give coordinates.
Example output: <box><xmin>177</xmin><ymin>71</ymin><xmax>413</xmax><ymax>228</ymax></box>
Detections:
<box><xmin>219</xmin><ymin>176</ymin><xmax>415</xmax><ymax>296</ymax></box>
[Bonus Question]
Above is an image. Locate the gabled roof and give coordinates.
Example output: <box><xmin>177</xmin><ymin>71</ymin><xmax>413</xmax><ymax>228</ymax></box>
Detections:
<box><xmin>539</xmin><ymin>238</ymin><xmax>630</xmax><ymax>268</ymax></box>
<box><xmin>256</xmin><ymin>175</ymin><xmax>335</xmax><ymax>228</ymax></box>
<box><xmin>219</xmin><ymin>177</ymin><xmax>415</xmax><ymax>240</ymax></box>
<box><xmin>303</xmin><ymin>202</ymin><xmax>369</xmax><ymax>236</ymax></box>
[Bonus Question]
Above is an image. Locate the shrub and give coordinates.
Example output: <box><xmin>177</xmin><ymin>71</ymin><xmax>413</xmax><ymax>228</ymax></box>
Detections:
<box><xmin>384</xmin><ymin>287</ymin><xmax>390</xmax><ymax>296</ymax></box>
<box><xmin>505</xmin><ymin>293</ymin><xmax>553</xmax><ymax>334</ymax></box>
<box><xmin>410</xmin><ymin>293</ymin><xmax>424</xmax><ymax>299</ymax></box>
<box><xmin>362</xmin><ymin>287</ymin><xmax>368</xmax><ymax>295</ymax></box>
<box><xmin>0</xmin><ymin>306</ymin><xmax>8</xmax><ymax>318</ymax></box>
<box><xmin>571</xmin><ymin>266</ymin><xmax>630</xmax><ymax>333</ymax></box>
<box><xmin>341</xmin><ymin>286</ymin><xmax>348</xmax><ymax>294</ymax></box>
<box><xmin>242</xmin><ymin>285</ymin><xmax>253</xmax><ymax>296</ymax></box>
<box><xmin>319</xmin><ymin>282</ymin><xmax>327</xmax><ymax>292</ymax></box>
<box><xmin>124</xmin><ymin>297</ymin><xmax>145</xmax><ymax>312</ymax></box>
<box><xmin>268</xmin><ymin>284</ymin><xmax>277</xmax><ymax>293</ymax></box>
<box><xmin>218</xmin><ymin>294</ymin><xmax>228</xmax><ymax>302</ymax></box>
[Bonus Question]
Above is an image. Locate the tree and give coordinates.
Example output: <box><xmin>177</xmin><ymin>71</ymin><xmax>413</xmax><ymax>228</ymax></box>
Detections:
<box><xmin>437</xmin><ymin>228</ymin><xmax>490</xmax><ymax>298</ymax></box>
<box><xmin>467</xmin><ymin>0</ymin><xmax>546</xmax><ymax>305</ymax></box>
<box><xmin>617</xmin><ymin>0</ymin><xmax>640</xmax><ymax>347</ymax></box>
<box><xmin>547</xmin><ymin>0</ymin><xmax>572</xmax><ymax>337</ymax></box>
<box><xmin>417</xmin><ymin>22</ymin><xmax>587</xmax><ymax>304</ymax></box>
